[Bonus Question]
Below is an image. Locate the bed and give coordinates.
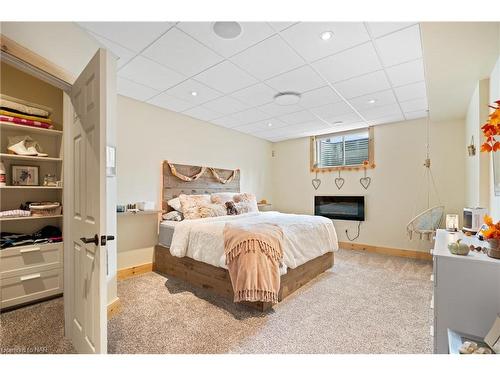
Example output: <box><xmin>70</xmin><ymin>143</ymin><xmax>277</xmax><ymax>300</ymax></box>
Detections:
<box><xmin>153</xmin><ymin>162</ymin><xmax>338</xmax><ymax>311</ymax></box>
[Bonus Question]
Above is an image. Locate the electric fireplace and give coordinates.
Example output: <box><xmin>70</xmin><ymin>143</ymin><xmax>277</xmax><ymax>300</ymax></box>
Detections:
<box><xmin>314</xmin><ymin>196</ymin><xmax>365</xmax><ymax>221</ymax></box>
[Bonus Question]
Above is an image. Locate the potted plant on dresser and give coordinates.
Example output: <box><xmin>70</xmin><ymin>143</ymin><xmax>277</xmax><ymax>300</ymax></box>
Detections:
<box><xmin>482</xmin><ymin>215</ymin><xmax>500</xmax><ymax>259</ymax></box>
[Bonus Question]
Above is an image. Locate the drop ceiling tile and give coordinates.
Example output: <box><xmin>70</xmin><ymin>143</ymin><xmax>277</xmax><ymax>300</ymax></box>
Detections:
<box><xmin>394</xmin><ymin>81</ymin><xmax>427</xmax><ymax>102</ymax></box>
<box><xmin>312</xmin><ymin>42</ymin><xmax>382</xmax><ymax>83</ymax></box>
<box><xmin>278</xmin><ymin>110</ymin><xmax>318</xmax><ymax>125</ymax></box>
<box><xmin>143</xmin><ymin>27</ymin><xmax>223</xmax><ymax>76</ymax></box>
<box><xmin>358</xmin><ymin>103</ymin><xmax>402</xmax><ymax>121</ymax></box>
<box><xmin>147</xmin><ymin>92</ymin><xmax>194</xmax><ymax>112</ymax></box>
<box><xmin>369</xmin><ymin>113</ymin><xmax>405</xmax><ymax>126</ymax></box>
<box><xmin>365</xmin><ymin>22</ymin><xmax>416</xmax><ymax>38</ymax></box>
<box><xmin>79</xmin><ymin>22</ymin><xmax>174</xmax><ymax>52</ymax></box>
<box><xmin>211</xmin><ymin>115</ymin><xmax>242</xmax><ymax>128</ymax></box>
<box><xmin>177</xmin><ymin>22</ymin><xmax>275</xmax><ymax>58</ymax></box>
<box><xmin>231</xmin><ymin>83</ymin><xmax>277</xmax><ymax>107</ymax></box>
<box><xmin>230</xmin><ymin>108</ymin><xmax>271</xmax><ymax>125</ymax></box>
<box><xmin>202</xmin><ymin>96</ymin><xmax>248</xmax><ymax>116</ymax></box>
<box><xmin>386</xmin><ymin>59</ymin><xmax>425</xmax><ymax>87</ymax></box>
<box><xmin>118</xmin><ymin>56</ymin><xmax>185</xmax><ymax>91</ymax></box>
<box><xmin>400</xmin><ymin>97</ymin><xmax>428</xmax><ymax>112</ymax></box>
<box><xmin>259</xmin><ymin>102</ymin><xmax>304</xmax><ymax>117</ymax></box>
<box><xmin>89</xmin><ymin>32</ymin><xmax>135</xmax><ymax>68</ymax></box>
<box><xmin>348</xmin><ymin>89</ymin><xmax>397</xmax><ymax>111</ymax></box>
<box><xmin>182</xmin><ymin>105</ymin><xmax>222</xmax><ymax>121</ymax></box>
<box><xmin>265</xmin><ymin>65</ymin><xmax>325</xmax><ymax>94</ymax></box>
<box><xmin>299</xmin><ymin>86</ymin><xmax>342</xmax><ymax>109</ymax></box>
<box><xmin>230</xmin><ymin>35</ymin><xmax>303</xmax><ymax>80</ymax></box>
<box><xmin>164</xmin><ymin>79</ymin><xmax>221</xmax><ymax>106</ymax></box>
<box><xmin>375</xmin><ymin>25</ymin><xmax>422</xmax><ymax>67</ymax></box>
<box><xmin>334</xmin><ymin>70</ymin><xmax>391</xmax><ymax>99</ymax></box>
<box><xmin>310</xmin><ymin>101</ymin><xmax>354</xmax><ymax>119</ymax></box>
<box><xmin>279</xmin><ymin>22</ymin><xmax>370</xmax><ymax>62</ymax></box>
<box><xmin>404</xmin><ymin>110</ymin><xmax>428</xmax><ymax>120</ymax></box>
<box><xmin>117</xmin><ymin>77</ymin><xmax>160</xmax><ymax>102</ymax></box>
<box><xmin>235</xmin><ymin>118</ymin><xmax>287</xmax><ymax>133</ymax></box>
<box><xmin>193</xmin><ymin>61</ymin><xmax>258</xmax><ymax>94</ymax></box>
<box><xmin>268</xmin><ymin>22</ymin><xmax>298</xmax><ymax>31</ymax></box>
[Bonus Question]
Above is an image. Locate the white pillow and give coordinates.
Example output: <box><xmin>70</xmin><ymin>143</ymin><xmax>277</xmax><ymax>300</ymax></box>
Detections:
<box><xmin>162</xmin><ymin>211</ymin><xmax>183</xmax><ymax>221</ymax></box>
<box><xmin>167</xmin><ymin>197</ymin><xmax>182</xmax><ymax>212</ymax></box>
<box><xmin>211</xmin><ymin>192</ymin><xmax>237</xmax><ymax>204</ymax></box>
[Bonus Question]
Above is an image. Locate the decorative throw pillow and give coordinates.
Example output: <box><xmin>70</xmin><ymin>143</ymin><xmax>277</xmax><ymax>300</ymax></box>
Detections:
<box><xmin>225</xmin><ymin>201</ymin><xmax>238</xmax><ymax>215</ymax></box>
<box><xmin>162</xmin><ymin>211</ymin><xmax>183</xmax><ymax>221</ymax></box>
<box><xmin>198</xmin><ymin>203</ymin><xmax>227</xmax><ymax>218</ymax></box>
<box><xmin>211</xmin><ymin>192</ymin><xmax>237</xmax><ymax>204</ymax></box>
<box><xmin>167</xmin><ymin>197</ymin><xmax>182</xmax><ymax>212</ymax></box>
<box><xmin>233</xmin><ymin>193</ymin><xmax>259</xmax><ymax>214</ymax></box>
<box><xmin>179</xmin><ymin>194</ymin><xmax>211</xmax><ymax>220</ymax></box>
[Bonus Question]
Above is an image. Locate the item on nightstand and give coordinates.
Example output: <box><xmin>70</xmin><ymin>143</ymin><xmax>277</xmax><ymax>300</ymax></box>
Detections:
<box><xmin>259</xmin><ymin>199</ymin><xmax>268</xmax><ymax>204</ymax></box>
<box><xmin>136</xmin><ymin>201</ymin><xmax>156</xmax><ymax>211</ymax></box>
<box><xmin>447</xmin><ymin>239</ymin><xmax>470</xmax><ymax>256</ymax></box>
<box><xmin>116</xmin><ymin>205</ymin><xmax>126</xmax><ymax>213</ymax></box>
<box><xmin>446</xmin><ymin>214</ymin><xmax>459</xmax><ymax>232</ymax></box>
<box><xmin>126</xmin><ymin>203</ymin><xmax>139</xmax><ymax>213</ymax></box>
<box><xmin>463</xmin><ymin>207</ymin><xmax>488</xmax><ymax>233</ymax></box>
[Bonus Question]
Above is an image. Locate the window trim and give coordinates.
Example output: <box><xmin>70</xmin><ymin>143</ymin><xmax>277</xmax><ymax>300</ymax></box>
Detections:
<box><xmin>310</xmin><ymin>127</ymin><xmax>375</xmax><ymax>172</ymax></box>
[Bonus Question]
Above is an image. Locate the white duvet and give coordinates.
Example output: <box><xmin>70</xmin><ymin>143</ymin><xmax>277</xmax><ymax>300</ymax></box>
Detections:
<box><xmin>169</xmin><ymin>211</ymin><xmax>338</xmax><ymax>272</ymax></box>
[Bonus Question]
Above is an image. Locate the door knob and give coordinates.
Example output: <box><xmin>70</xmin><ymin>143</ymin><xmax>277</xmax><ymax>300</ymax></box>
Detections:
<box><xmin>100</xmin><ymin>235</ymin><xmax>115</xmax><ymax>246</ymax></box>
<box><xmin>80</xmin><ymin>234</ymin><xmax>99</xmax><ymax>246</ymax></box>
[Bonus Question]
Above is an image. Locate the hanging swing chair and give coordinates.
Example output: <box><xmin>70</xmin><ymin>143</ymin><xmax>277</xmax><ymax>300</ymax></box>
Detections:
<box><xmin>406</xmin><ymin>111</ymin><xmax>444</xmax><ymax>241</ymax></box>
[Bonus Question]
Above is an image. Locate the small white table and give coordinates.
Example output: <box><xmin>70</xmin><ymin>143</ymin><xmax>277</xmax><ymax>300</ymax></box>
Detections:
<box><xmin>432</xmin><ymin>229</ymin><xmax>500</xmax><ymax>353</ymax></box>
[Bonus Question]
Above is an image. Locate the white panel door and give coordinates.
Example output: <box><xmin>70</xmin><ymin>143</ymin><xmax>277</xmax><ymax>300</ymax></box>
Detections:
<box><xmin>67</xmin><ymin>49</ymin><xmax>109</xmax><ymax>354</ymax></box>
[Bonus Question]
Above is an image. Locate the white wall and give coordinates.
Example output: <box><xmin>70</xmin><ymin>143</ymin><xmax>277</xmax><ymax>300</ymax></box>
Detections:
<box><xmin>116</xmin><ymin>95</ymin><xmax>273</xmax><ymax>267</ymax></box>
<box><xmin>271</xmin><ymin>118</ymin><xmax>466</xmax><ymax>252</ymax></box>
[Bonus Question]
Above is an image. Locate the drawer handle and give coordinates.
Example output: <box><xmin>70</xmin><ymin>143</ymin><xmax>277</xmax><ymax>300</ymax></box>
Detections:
<box><xmin>19</xmin><ymin>247</ymin><xmax>41</xmax><ymax>254</ymax></box>
<box><xmin>20</xmin><ymin>273</ymin><xmax>41</xmax><ymax>281</ymax></box>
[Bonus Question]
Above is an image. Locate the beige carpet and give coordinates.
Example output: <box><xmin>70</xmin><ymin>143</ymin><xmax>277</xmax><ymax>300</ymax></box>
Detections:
<box><xmin>108</xmin><ymin>249</ymin><xmax>433</xmax><ymax>354</ymax></box>
<box><xmin>0</xmin><ymin>249</ymin><xmax>433</xmax><ymax>354</ymax></box>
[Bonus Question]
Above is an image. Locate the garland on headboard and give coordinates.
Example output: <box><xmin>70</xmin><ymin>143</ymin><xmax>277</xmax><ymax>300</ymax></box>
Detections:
<box><xmin>167</xmin><ymin>162</ymin><xmax>239</xmax><ymax>185</ymax></box>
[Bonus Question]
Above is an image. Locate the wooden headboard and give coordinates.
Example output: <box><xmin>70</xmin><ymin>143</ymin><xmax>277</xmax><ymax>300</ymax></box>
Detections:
<box><xmin>162</xmin><ymin>162</ymin><xmax>240</xmax><ymax>212</ymax></box>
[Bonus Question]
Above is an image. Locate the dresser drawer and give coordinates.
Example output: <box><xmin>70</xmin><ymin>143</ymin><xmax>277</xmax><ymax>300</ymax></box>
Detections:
<box><xmin>0</xmin><ymin>242</ymin><xmax>63</xmax><ymax>279</ymax></box>
<box><xmin>0</xmin><ymin>267</ymin><xmax>63</xmax><ymax>310</ymax></box>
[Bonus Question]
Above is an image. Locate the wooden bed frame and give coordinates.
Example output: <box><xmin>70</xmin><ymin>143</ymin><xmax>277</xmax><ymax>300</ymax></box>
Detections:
<box><xmin>154</xmin><ymin>162</ymin><xmax>334</xmax><ymax>311</ymax></box>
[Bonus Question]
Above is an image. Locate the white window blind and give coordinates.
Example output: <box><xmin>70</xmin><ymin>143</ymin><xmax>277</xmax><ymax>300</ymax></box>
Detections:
<box><xmin>315</xmin><ymin>129</ymin><xmax>369</xmax><ymax>168</ymax></box>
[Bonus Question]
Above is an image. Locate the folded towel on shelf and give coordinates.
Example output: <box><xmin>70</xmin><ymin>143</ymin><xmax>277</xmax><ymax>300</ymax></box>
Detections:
<box><xmin>0</xmin><ymin>109</ymin><xmax>52</xmax><ymax>124</ymax></box>
<box><xmin>0</xmin><ymin>114</ymin><xmax>52</xmax><ymax>129</ymax></box>
<box><xmin>0</xmin><ymin>94</ymin><xmax>51</xmax><ymax>118</ymax></box>
<box><xmin>0</xmin><ymin>209</ymin><xmax>31</xmax><ymax>218</ymax></box>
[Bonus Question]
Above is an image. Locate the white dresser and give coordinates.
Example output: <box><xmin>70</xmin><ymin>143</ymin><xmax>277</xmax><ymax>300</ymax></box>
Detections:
<box><xmin>432</xmin><ymin>229</ymin><xmax>500</xmax><ymax>353</ymax></box>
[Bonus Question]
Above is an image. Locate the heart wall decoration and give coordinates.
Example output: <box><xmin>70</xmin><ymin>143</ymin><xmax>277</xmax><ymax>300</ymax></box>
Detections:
<box><xmin>359</xmin><ymin>177</ymin><xmax>371</xmax><ymax>190</ymax></box>
<box><xmin>311</xmin><ymin>171</ymin><xmax>321</xmax><ymax>190</ymax></box>
<box><xmin>334</xmin><ymin>170</ymin><xmax>344</xmax><ymax>190</ymax></box>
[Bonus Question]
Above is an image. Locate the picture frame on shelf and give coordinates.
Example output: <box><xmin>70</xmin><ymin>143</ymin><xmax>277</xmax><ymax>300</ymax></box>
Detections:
<box><xmin>11</xmin><ymin>165</ymin><xmax>39</xmax><ymax>186</ymax></box>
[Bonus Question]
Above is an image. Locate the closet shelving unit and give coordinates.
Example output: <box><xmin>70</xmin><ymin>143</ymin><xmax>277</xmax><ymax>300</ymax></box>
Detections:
<box><xmin>0</xmin><ymin>61</ymin><xmax>65</xmax><ymax>310</ymax></box>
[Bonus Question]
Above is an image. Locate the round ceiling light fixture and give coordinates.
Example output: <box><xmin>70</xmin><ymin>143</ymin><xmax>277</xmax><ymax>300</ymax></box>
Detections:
<box><xmin>191</xmin><ymin>91</ymin><xmax>198</xmax><ymax>97</ymax></box>
<box><xmin>267</xmin><ymin>122</ymin><xmax>273</xmax><ymax>127</ymax></box>
<box><xmin>320</xmin><ymin>31</ymin><xmax>334</xmax><ymax>41</ymax></box>
<box><xmin>274</xmin><ymin>92</ymin><xmax>301</xmax><ymax>106</ymax></box>
<box><xmin>368</xmin><ymin>99</ymin><xmax>377</xmax><ymax>104</ymax></box>
<box><xmin>213</xmin><ymin>22</ymin><xmax>243</xmax><ymax>39</ymax></box>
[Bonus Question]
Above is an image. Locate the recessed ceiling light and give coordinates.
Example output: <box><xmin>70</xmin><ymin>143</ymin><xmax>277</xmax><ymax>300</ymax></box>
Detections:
<box><xmin>320</xmin><ymin>31</ymin><xmax>334</xmax><ymax>41</ymax></box>
<box><xmin>267</xmin><ymin>122</ymin><xmax>273</xmax><ymax>127</ymax></box>
<box><xmin>191</xmin><ymin>91</ymin><xmax>198</xmax><ymax>96</ymax></box>
<box><xmin>368</xmin><ymin>99</ymin><xmax>377</xmax><ymax>104</ymax></box>
<box><xmin>333</xmin><ymin>121</ymin><xmax>343</xmax><ymax>125</ymax></box>
<box><xmin>274</xmin><ymin>92</ymin><xmax>301</xmax><ymax>106</ymax></box>
<box><xmin>213</xmin><ymin>22</ymin><xmax>242</xmax><ymax>39</ymax></box>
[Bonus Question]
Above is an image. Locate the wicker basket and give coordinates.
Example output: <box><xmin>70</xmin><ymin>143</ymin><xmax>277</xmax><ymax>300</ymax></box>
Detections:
<box><xmin>29</xmin><ymin>202</ymin><xmax>62</xmax><ymax>217</ymax></box>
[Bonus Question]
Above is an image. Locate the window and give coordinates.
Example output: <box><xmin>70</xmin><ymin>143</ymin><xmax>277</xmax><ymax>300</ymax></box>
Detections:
<box><xmin>311</xmin><ymin>128</ymin><xmax>373</xmax><ymax>170</ymax></box>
